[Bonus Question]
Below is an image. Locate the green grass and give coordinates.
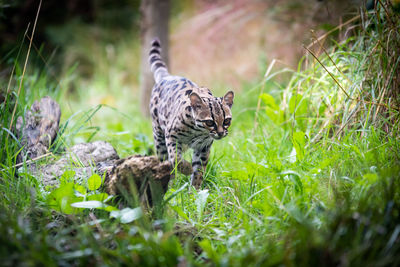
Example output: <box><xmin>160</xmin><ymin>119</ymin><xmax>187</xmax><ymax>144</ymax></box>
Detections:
<box><xmin>1</xmin><ymin>3</ymin><xmax>400</xmax><ymax>266</ymax></box>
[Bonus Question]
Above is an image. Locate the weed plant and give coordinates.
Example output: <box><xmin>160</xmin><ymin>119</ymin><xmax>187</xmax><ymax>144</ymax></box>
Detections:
<box><xmin>0</xmin><ymin>2</ymin><xmax>399</xmax><ymax>266</ymax></box>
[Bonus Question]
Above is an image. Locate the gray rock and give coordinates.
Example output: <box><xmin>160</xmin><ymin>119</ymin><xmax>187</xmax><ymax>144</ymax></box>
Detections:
<box><xmin>27</xmin><ymin>141</ymin><xmax>120</xmax><ymax>187</ymax></box>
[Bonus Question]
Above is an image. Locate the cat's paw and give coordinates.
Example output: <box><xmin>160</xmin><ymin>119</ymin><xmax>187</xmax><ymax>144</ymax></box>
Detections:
<box><xmin>178</xmin><ymin>159</ymin><xmax>193</xmax><ymax>175</ymax></box>
<box><xmin>190</xmin><ymin>172</ymin><xmax>202</xmax><ymax>190</ymax></box>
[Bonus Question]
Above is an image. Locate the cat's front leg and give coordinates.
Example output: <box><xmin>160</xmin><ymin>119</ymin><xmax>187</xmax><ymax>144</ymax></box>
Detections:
<box><xmin>165</xmin><ymin>136</ymin><xmax>192</xmax><ymax>176</ymax></box>
<box><xmin>191</xmin><ymin>145</ymin><xmax>211</xmax><ymax>189</ymax></box>
<box><xmin>153</xmin><ymin>131</ymin><xmax>168</xmax><ymax>162</ymax></box>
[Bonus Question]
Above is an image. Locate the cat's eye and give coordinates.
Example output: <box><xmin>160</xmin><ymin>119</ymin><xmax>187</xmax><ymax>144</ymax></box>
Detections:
<box><xmin>204</xmin><ymin>120</ymin><xmax>215</xmax><ymax>127</ymax></box>
<box><xmin>223</xmin><ymin>118</ymin><xmax>231</xmax><ymax>126</ymax></box>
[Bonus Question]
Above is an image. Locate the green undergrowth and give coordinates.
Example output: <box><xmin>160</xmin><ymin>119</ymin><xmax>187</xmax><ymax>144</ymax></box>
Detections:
<box><xmin>1</xmin><ymin>3</ymin><xmax>400</xmax><ymax>266</ymax></box>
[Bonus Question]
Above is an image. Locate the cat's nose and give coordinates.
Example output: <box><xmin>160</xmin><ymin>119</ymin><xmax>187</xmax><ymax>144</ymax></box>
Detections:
<box><xmin>217</xmin><ymin>126</ymin><xmax>224</xmax><ymax>137</ymax></box>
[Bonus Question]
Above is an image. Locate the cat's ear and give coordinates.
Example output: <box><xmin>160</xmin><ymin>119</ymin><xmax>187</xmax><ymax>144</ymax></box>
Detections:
<box><xmin>190</xmin><ymin>92</ymin><xmax>205</xmax><ymax>110</ymax></box>
<box><xmin>223</xmin><ymin>91</ymin><xmax>234</xmax><ymax>108</ymax></box>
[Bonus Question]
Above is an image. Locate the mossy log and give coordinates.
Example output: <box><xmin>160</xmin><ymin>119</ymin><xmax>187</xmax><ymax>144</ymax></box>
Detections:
<box><xmin>104</xmin><ymin>155</ymin><xmax>172</xmax><ymax>206</ymax></box>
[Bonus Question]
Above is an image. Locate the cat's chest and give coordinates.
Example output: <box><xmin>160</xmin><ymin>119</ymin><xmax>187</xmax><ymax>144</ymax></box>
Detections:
<box><xmin>180</xmin><ymin>128</ymin><xmax>212</xmax><ymax>147</ymax></box>
<box><xmin>169</xmin><ymin>117</ymin><xmax>213</xmax><ymax>150</ymax></box>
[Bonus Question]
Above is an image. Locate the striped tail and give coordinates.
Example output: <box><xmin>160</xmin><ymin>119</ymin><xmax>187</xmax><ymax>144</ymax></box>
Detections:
<box><xmin>149</xmin><ymin>38</ymin><xmax>169</xmax><ymax>83</ymax></box>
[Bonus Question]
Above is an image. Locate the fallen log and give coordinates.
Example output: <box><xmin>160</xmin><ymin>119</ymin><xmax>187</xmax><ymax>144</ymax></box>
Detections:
<box><xmin>16</xmin><ymin>96</ymin><xmax>173</xmax><ymax>206</ymax></box>
<box><xmin>105</xmin><ymin>155</ymin><xmax>172</xmax><ymax>207</ymax></box>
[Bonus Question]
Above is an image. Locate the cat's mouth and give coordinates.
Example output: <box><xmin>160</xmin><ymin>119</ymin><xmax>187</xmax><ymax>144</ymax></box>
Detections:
<box><xmin>211</xmin><ymin>133</ymin><xmax>226</xmax><ymax>140</ymax></box>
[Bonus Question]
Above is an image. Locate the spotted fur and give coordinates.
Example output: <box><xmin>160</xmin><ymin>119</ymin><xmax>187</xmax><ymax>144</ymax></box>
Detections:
<box><xmin>149</xmin><ymin>38</ymin><xmax>234</xmax><ymax>189</ymax></box>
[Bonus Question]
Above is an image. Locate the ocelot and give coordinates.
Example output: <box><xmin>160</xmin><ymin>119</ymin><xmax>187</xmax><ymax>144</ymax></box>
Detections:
<box><xmin>148</xmin><ymin>39</ymin><xmax>234</xmax><ymax>189</ymax></box>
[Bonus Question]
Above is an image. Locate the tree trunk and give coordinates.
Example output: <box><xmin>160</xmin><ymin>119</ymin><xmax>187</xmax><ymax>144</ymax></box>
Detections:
<box><xmin>15</xmin><ymin>96</ymin><xmax>61</xmax><ymax>163</ymax></box>
<box><xmin>139</xmin><ymin>0</ymin><xmax>170</xmax><ymax>117</ymax></box>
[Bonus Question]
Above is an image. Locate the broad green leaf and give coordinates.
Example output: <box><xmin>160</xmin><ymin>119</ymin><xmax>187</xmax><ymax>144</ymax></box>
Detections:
<box><xmin>318</xmin><ymin>102</ymin><xmax>327</xmax><ymax>115</ymax></box>
<box><xmin>265</xmin><ymin>106</ymin><xmax>284</xmax><ymax>124</ymax></box>
<box><xmin>195</xmin><ymin>189</ymin><xmax>209</xmax><ymax>219</ymax></box>
<box><xmin>260</xmin><ymin>93</ymin><xmax>278</xmax><ymax>109</ymax></box>
<box><xmin>363</xmin><ymin>173</ymin><xmax>378</xmax><ymax>185</ymax></box>
<box><xmin>74</xmin><ymin>184</ymin><xmax>87</xmax><ymax>195</ymax></box>
<box><xmin>87</xmin><ymin>193</ymin><xmax>109</xmax><ymax>202</ymax></box>
<box><xmin>170</xmin><ymin>205</ymin><xmax>191</xmax><ymax>222</ymax></box>
<box><xmin>60</xmin><ymin>170</ymin><xmax>76</xmax><ymax>184</ymax></box>
<box><xmin>288</xmin><ymin>173</ymin><xmax>303</xmax><ymax>194</ymax></box>
<box><xmin>289</xmin><ymin>94</ymin><xmax>307</xmax><ymax>115</ymax></box>
<box><xmin>164</xmin><ymin>182</ymin><xmax>188</xmax><ymax>204</ymax></box>
<box><xmin>288</xmin><ymin>147</ymin><xmax>297</xmax><ymax>163</ymax></box>
<box><xmin>259</xmin><ymin>93</ymin><xmax>284</xmax><ymax>124</ymax></box>
<box><xmin>245</xmin><ymin>162</ymin><xmax>269</xmax><ymax>177</ymax></box>
<box><xmin>103</xmin><ymin>205</ymin><xmax>119</xmax><ymax>212</ymax></box>
<box><xmin>198</xmin><ymin>239</ymin><xmax>219</xmax><ymax>262</ymax></box>
<box><xmin>71</xmin><ymin>200</ymin><xmax>105</xmax><ymax>209</ymax></box>
<box><xmin>47</xmin><ymin>182</ymin><xmax>82</xmax><ymax>214</ymax></box>
<box><xmin>227</xmin><ymin>169</ymin><xmax>249</xmax><ymax>181</ymax></box>
<box><xmin>87</xmin><ymin>173</ymin><xmax>102</xmax><ymax>191</ymax></box>
<box><xmin>289</xmin><ymin>94</ymin><xmax>309</xmax><ymax>130</ymax></box>
<box><xmin>110</xmin><ymin>207</ymin><xmax>143</xmax><ymax>224</ymax></box>
<box><xmin>61</xmin><ymin>248</ymin><xmax>93</xmax><ymax>259</ymax></box>
<box><xmin>71</xmin><ymin>200</ymin><xmax>118</xmax><ymax>212</ymax></box>
<box><xmin>292</xmin><ymin>131</ymin><xmax>306</xmax><ymax>161</ymax></box>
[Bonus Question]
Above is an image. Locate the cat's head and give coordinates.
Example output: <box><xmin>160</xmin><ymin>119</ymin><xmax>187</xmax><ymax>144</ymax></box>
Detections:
<box><xmin>190</xmin><ymin>91</ymin><xmax>234</xmax><ymax>140</ymax></box>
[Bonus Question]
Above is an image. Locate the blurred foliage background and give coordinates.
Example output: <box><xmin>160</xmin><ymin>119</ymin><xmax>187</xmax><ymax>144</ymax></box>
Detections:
<box><xmin>1</xmin><ymin>0</ymin><xmax>364</xmax><ymax>87</ymax></box>
<box><xmin>0</xmin><ymin>0</ymin><xmax>370</xmax><ymax>152</ymax></box>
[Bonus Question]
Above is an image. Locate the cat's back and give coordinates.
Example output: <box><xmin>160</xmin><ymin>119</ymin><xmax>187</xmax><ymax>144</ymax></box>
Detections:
<box><xmin>155</xmin><ymin>76</ymin><xmax>213</xmax><ymax>100</ymax></box>
<box><xmin>151</xmin><ymin>76</ymin><xmax>197</xmax><ymax>110</ymax></box>
<box><xmin>156</xmin><ymin>76</ymin><xmax>196</xmax><ymax>95</ymax></box>
<box><xmin>150</xmin><ymin>76</ymin><xmax>192</xmax><ymax>123</ymax></box>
